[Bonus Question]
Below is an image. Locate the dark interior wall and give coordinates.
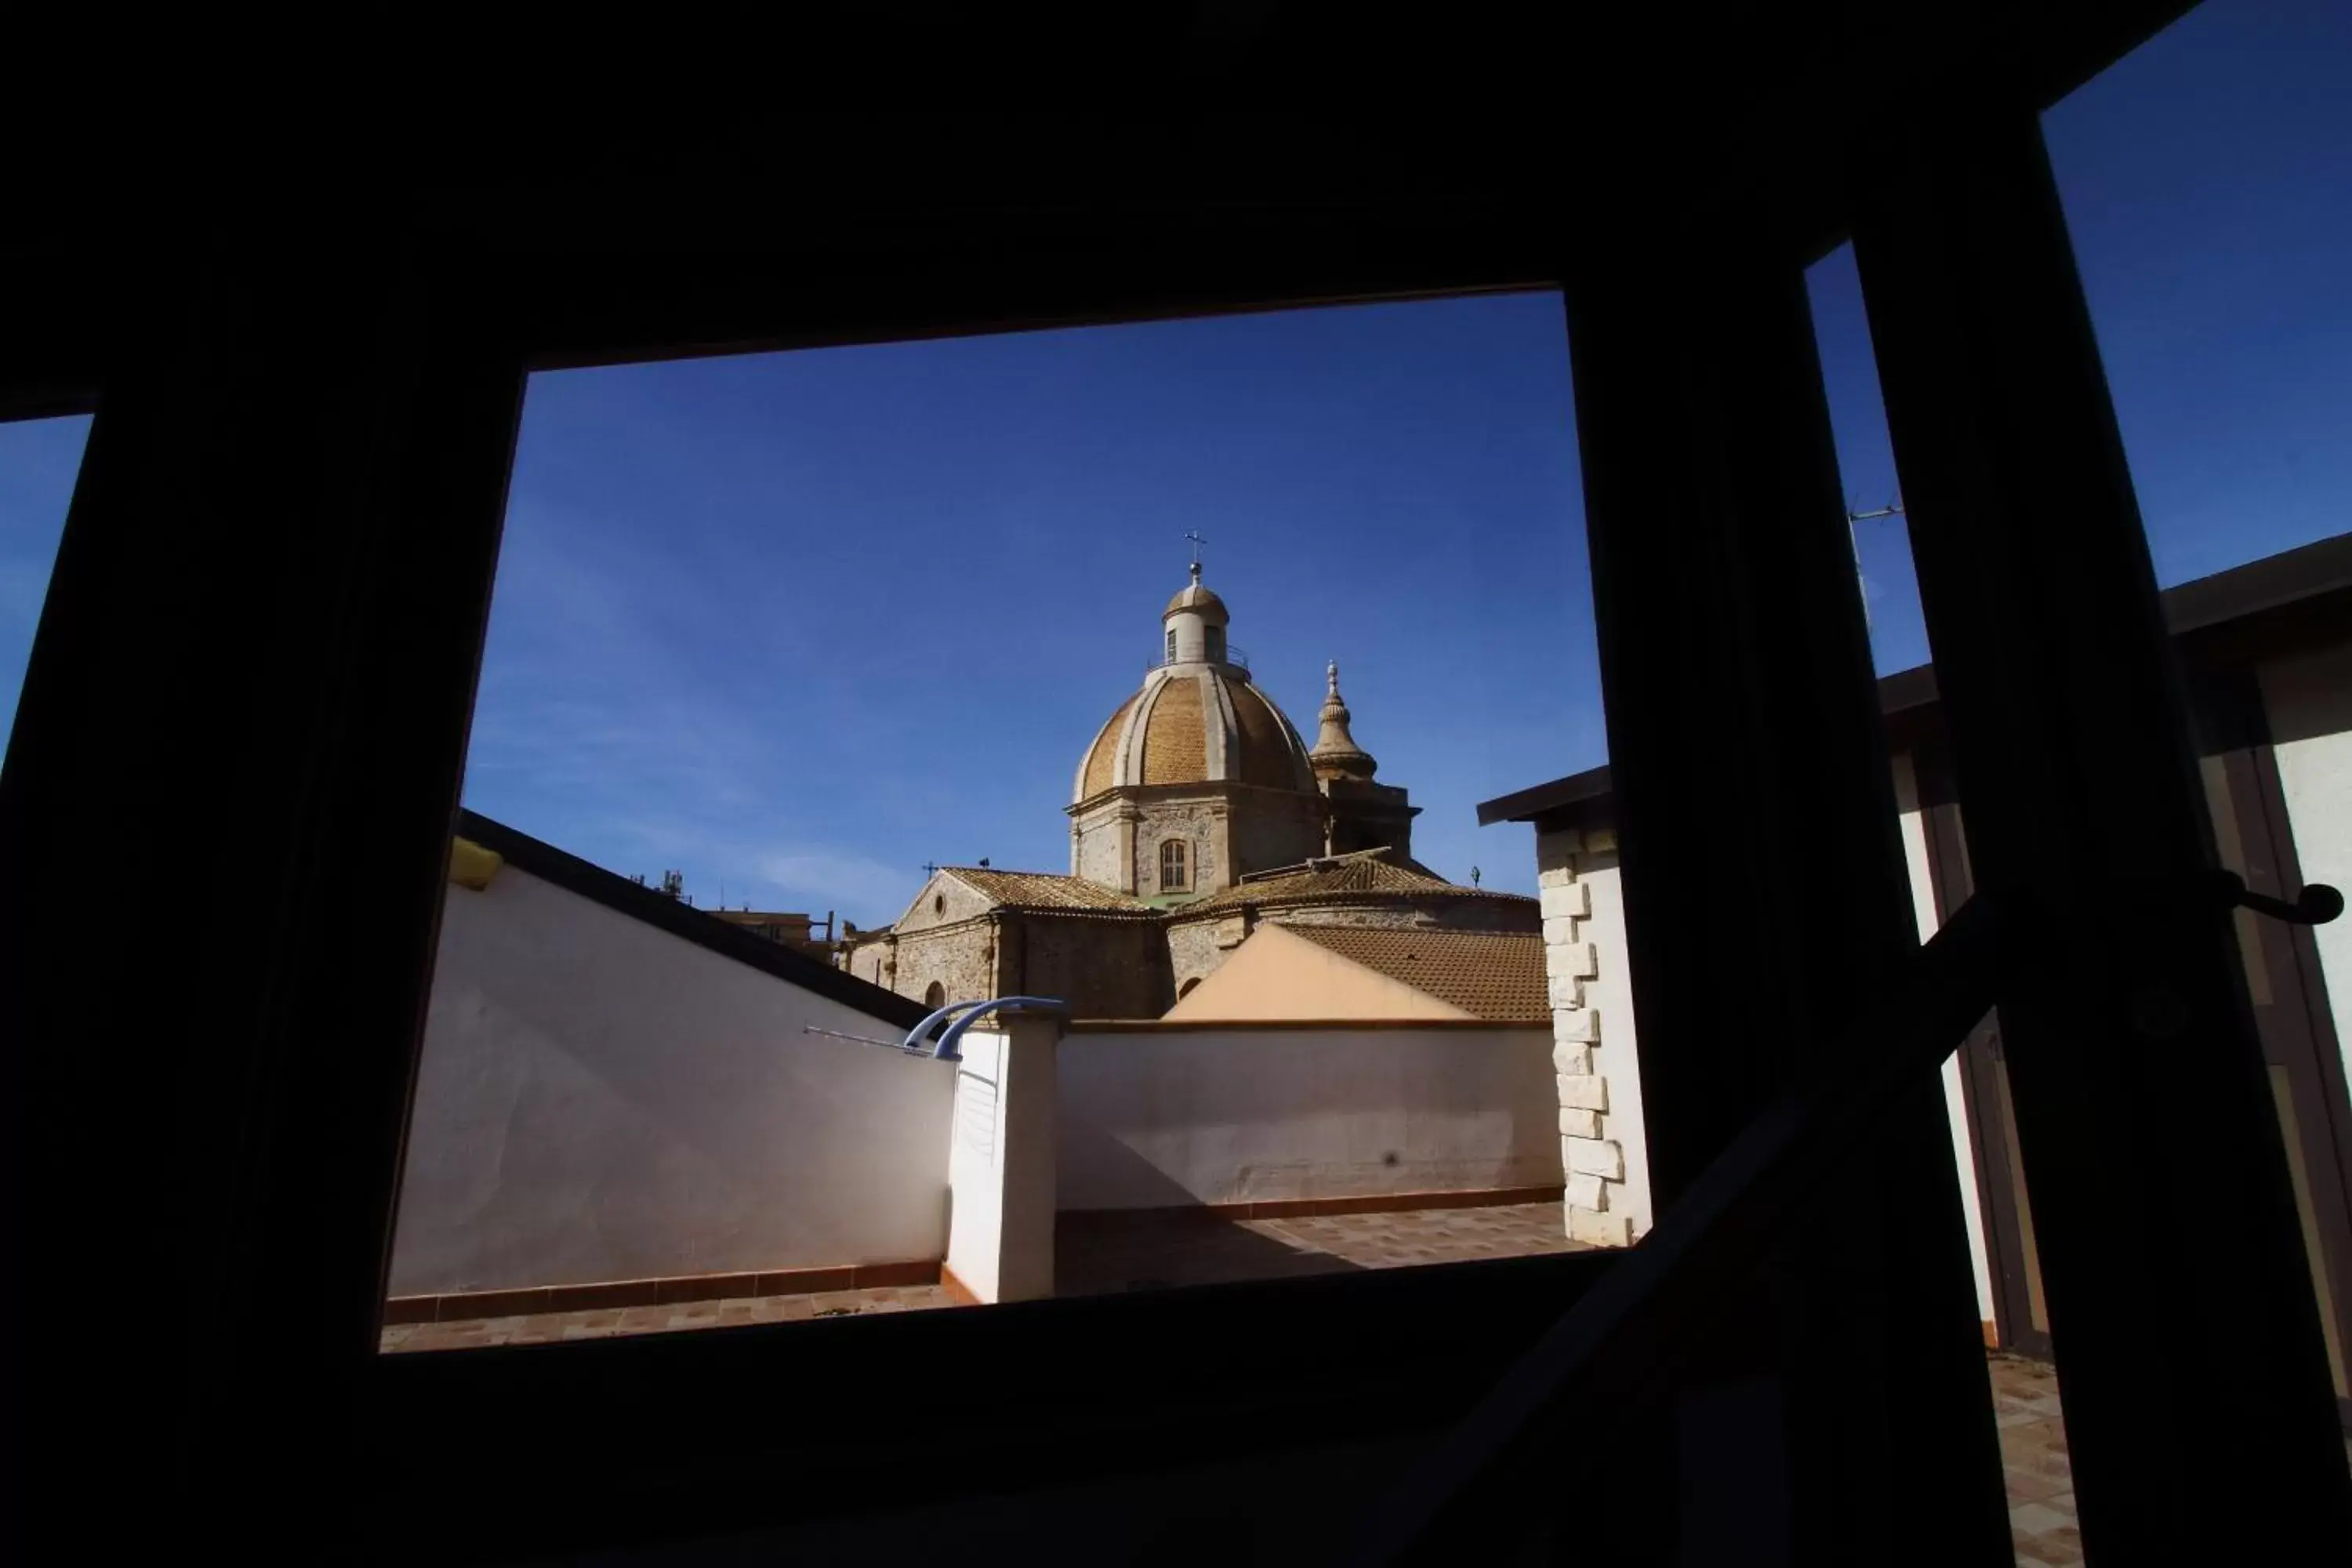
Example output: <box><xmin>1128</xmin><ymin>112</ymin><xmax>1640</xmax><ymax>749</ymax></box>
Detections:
<box><xmin>13</xmin><ymin>6</ymin><xmax>2307</xmax><ymax>1559</ymax></box>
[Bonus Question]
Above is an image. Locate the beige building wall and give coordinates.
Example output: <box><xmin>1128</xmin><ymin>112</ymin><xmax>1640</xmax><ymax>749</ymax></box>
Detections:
<box><xmin>1161</xmin><ymin>921</ymin><xmax>1475</xmax><ymax>1022</ymax></box>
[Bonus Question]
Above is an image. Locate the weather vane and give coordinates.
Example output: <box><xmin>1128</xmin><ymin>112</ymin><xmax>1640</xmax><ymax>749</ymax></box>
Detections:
<box><xmin>1184</xmin><ymin>530</ymin><xmax>1208</xmax><ymax>568</ymax></box>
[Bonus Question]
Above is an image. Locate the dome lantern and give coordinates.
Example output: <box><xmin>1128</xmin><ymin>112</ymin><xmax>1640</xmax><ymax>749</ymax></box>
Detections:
<box><xmin>1161</xmin><ymin>560</ymin><xmax>1232</xmax><ymax>667</ymax></box>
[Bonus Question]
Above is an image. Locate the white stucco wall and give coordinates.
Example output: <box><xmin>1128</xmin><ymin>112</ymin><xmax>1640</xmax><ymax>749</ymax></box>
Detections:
<box><xmin>1055</xmin><ymin>1024</ymin><xmax>1561</xmax><ymax>1210</ymax></box>
<box><xmin>389</xmin><ymin>864</ymin><xmax>956</xmax><ymax>1296</ymax></box>
<box><xmin>945</xmin><ymin>1018</ymin><xmax>1059</xmax><ymax>1304</ymax></box>
<box><xmin>1890</xmin><ymin>753</ymin><xmax>1998</xmax><ymax>1327</ymax></box>
<box><xmin>1528</xmin><ymin>782</ymin><xmax>1987</xmax><ymax>1293</ymax></box>
<box><xmin>2263</xmin><ymin>644</ymin><xmax>2352</xmax><ymax>1088</ymax></box>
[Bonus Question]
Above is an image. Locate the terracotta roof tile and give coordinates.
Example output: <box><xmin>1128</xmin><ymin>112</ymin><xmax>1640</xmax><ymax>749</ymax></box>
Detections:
<box><xmin>1139</xmin><ymin>675</ymin><xmax>1207</xmax><ymax>784</ymax></box>
<box><xmin>1080</xmin><ymin>693</ymin><xmax>1138</xmax><ymax>801</ymax></box>
<box><xmin>944</xmin><ymin>868</ymin><xmax>1152</xmax><ymax>913</ymax></box>
<box><xmin>1174</xmin><ymin>848</ymin><xmax>1537</xmax><ymax>916</ymax></box>
<box><xmin>1280</xmin><ymin>925</ymin><xmax>1551</xmax><ymax>1023</ymax></box>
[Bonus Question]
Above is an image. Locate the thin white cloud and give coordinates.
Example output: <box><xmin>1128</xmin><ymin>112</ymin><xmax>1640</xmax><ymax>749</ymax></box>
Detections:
<box><xmin>752</xmin><ymin>848</ymin><xmax>912</xmax><ymax>920</ymax></box>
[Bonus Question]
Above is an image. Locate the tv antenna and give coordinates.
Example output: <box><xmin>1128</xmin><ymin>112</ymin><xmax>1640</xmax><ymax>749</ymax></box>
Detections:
<box><xmin>1844</xmin><ymin>492</ymin><xmax>1905</xmax><ymax>633</ymax></box>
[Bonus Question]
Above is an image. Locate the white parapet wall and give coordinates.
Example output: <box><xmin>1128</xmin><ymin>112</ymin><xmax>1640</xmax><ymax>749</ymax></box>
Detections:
<box><xmin>944</xmin><ymin>1016</ymin><xmax>1061</xmax><ymax>1304</ymax></box>
<box><xmin>1055</xmin><ymin>1021</ymin><xmax>1561</xmax><ymax>1210</ymax></box>
<box><xmin>389</xmin><ymin>860</ymin><xmax>956</xmax><ymax>1297</ymax></box>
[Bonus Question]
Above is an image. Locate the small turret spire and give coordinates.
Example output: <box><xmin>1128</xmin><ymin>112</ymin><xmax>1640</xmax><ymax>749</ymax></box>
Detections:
<box><xmin>1310</xmin><ymin>661</ymin><xmax>1377</xmax><ymax>781</ymax></box>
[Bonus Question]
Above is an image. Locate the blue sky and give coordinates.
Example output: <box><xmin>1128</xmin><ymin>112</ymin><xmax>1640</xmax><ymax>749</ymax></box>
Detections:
<box><xmin>0</xmin><ymin>413</ymin><xmax>90</xmax><ymax>762</ymax></box>
<box><xmin>1811</xmin><ymin>0</ymin><xmax>2352</xmax><ymax>677</ymax></box>
<box><xmin>0</xmin><ymin>0</ymin><xmax>2345</xmax><ymax>928</ymax></box>
<box><xmin>464</xmin><ymin>297</ymin><xmax>1595</xmax><ymax>923</ymax></box>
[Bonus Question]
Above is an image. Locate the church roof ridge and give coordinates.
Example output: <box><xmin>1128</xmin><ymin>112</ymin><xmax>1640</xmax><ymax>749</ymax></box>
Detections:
<box><xmin>1170</xmin><ymin>850</ymin><xmax>1536</xmax><ymax>918</ymax></box>
<box><xmin>939</xmin><ymin>866</ymin><xmax>1156</xmax><ymax>913</ymax></box>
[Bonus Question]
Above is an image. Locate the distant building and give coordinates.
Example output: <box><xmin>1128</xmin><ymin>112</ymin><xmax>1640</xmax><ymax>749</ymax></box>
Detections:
<box><xmin>708</xmin><ymin>908</ymin><xmax>845</xmax><ymax>962</ymax></box>
<box><xmin>846</xmin><ymin>561</ymin><xmax>1536</xmax><ymax>1015</ymax></box>
<box><xmin>1166</xmin><ymin>922</ymin><xmax>1549</xmax><ymax>1025</ymax></box>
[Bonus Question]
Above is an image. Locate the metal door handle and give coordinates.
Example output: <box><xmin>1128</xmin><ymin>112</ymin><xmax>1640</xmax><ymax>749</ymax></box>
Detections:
<box><xmin>2207</xmin><ymin>869</ymin><xmax>2344</xmax><ymax>927</ymax></box>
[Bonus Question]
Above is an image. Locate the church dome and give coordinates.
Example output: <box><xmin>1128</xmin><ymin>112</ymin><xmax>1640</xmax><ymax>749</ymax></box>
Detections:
<box><xmin>1163</xmin><ymin>579</ymin><xmax>1229</xmax><ymax>623</ymax></box>
<box><xmin>1074</xmin><ymin>564</ymin><xmax>1316</xmax><ymax>805</ymax></box>
<box><xmin>1073</xmin><ymin>667</ymin><xmax>1318</xmax><ymax>803</ymax></box>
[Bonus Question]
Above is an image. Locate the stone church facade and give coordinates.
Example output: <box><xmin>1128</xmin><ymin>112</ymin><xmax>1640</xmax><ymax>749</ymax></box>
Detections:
<box><xmin>845</xmin><ymin>562</ymin><xmax>1537</xmax><ymax>1016</ymax></box>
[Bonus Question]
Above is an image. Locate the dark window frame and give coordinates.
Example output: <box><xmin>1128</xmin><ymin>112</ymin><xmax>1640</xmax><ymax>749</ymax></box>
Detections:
<box><xmin>1159</xmin><ymin>837</ymin><xmax>1189</xmax><ymax>891</ymax></box>
<box><xmin>14</xmin><ymin>17</ymin><xmax>2312</xmax><ymax>1550</ymax></box>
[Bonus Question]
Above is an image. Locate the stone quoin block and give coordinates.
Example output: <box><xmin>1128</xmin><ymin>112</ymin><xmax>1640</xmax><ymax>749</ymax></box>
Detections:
<box><xmin>1534</xmin><ymin>884</ymin><xmax>1590</xmax><ymax>921</ymax></box>
<box><xmin>1547</xmin><ymin>940</ymin><xmax>1597</xmax><ymax>978</ymax></box>
<box><xmin>1557</xmin><ymin>1108</ymin><xmax>1602</xmax><ymax>1139</ymax></box>
<box><xmin>1557</xmin><ymin>1074</ymin><xmax>1609</xmax><ymax>1111</ymax></box>
<box><xmin>1551</xmin><ymin>1041</ymin><xmax>1594</xmax><ymax>1076</ymax></box>
<box><xmin>1539</xmin><ymin>884</ymin><xmax>1589</xmax><ymax>920</ymax></box>
<box><xmin>1548</xmin><ymin>974</ymin><xmax>1584</xmax><ymax>1011</ymax></box>
<box><xmin>1568</xmin><ymin>1208</ymin><xmax>1634</xmax><ymax>1248</ymax></box>
<box><xmin>1541</xmin><ymin>916</ymin><xmax>1581</xmax><ymax>946</ymax></box>
<box><xmin>1536</xmin><ymin>829</ymin><xmax>1583</xmax><ymax>875</ymax></box>
<box><xmin>1564</xmin><ymin>1170</ymin><xmax>1610</xmax><ymax>1210</ymax></box>
<box><xmin>1563</xmin><ymin>1137</ymin><xmax>1624</xmax><ymax>1180</ymax></box>
<box><xmin>1553</xmin><ymin>1008</ymin><xmax>1599</xmax><ymax>1044</ymax></box>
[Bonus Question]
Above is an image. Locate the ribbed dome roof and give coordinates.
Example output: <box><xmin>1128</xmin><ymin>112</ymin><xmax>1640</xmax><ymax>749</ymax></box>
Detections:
<box><xmin>1163</xmin><ymin>580</ymin><xmax>1229</xmax><ymax>623</ymax></box>
<box><xmin>1073</xmin><ymin>666</ymin><xmax>1316</xmax><ymax>804</ymax></box>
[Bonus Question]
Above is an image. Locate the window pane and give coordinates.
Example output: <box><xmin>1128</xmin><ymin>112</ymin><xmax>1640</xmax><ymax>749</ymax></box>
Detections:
<box><xmin>385</xmin><ymin>295</ymin><xmax>1614</xmax><ymax>1351</ymax></box>
<box><xmin>0</xmin><ymin>416</ymin><xmax>92</xmax><ymax>757</ymax></box>
<box><xmin>2047</xmin><ymin>0</ymin><xmax>2352</xmax><ymax>583</ymax></box>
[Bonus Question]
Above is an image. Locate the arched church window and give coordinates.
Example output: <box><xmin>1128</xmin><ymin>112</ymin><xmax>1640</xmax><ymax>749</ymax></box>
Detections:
<box><xmin>924</xmin><ymin>981</ymin><xmax>946</xmax><ymax>1010</ymax></box>
<box><xmin>1166</xmin><ymin>627</ymin><xmax>1178</xmax><ymax>663</ymax></box>
<box><xmin>1159</xmin><ymin>838</ymin><xmax>1189</xmax><ymax>892</ymax></box>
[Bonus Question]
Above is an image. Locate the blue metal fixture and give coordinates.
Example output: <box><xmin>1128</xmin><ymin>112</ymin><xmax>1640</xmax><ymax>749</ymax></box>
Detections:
<box><xmin>900</xmin><ymin>996</ymin><xmax>1070</xmax><ymax>1060</ymax></box>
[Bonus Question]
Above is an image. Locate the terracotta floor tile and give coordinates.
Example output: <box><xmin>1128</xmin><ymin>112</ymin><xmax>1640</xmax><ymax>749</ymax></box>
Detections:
<box><xmin>2009</xmin><ymin>1501</ymin><xmax>2071</xmax><ymax>1537</ymax></box>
